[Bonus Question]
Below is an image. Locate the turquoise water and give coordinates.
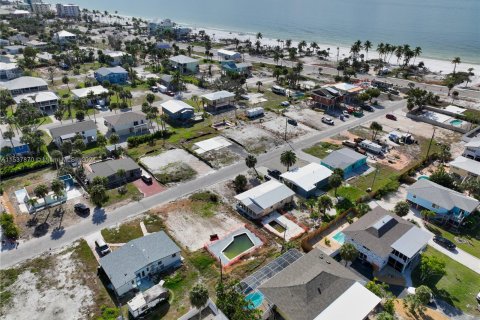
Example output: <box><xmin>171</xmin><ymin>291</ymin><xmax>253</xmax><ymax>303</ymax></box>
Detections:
<box><xmin>222</xmin><ymin>233</ymin><xmax>254</xmax><ymax>260</ymax></box>
<box><xmin>418</xmin><ymin>175</ymin><xmax>430</xmax><ymax>180</ymax></box>
<box><xmin>245</xmin><ymin>291</ymin><xmax>264</xmax><ymax>309</ymax></box>
<box><xmin>450</xmin><ymin>119</ymin><xmax>464</xmax><ymax>126</ymax></box>
<box><xmin>59</xmin><ymin>0</ymin><xmax>480</xmax><ymax>63</ymax></box>
<box><xmin>332</xmin><ymin>231</ymin><xmax>346</xmax><ymax>244</ymax></box>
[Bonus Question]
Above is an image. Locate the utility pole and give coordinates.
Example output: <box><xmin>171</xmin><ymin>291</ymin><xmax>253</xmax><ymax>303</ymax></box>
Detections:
<box><xmin>371</xmin><ymin>163</ymin><xmax>379</xmax><ymax>190</ymax></box>
<box><xmin>336</xmin><ymin>47</ymin><xmax>340</xmax><ymax>63</ymax></box>
<box><xmin>426</xmin><ymin>126</ymin><xmax>436</xmax><ymax>159</ymax></box>
<box><xmin>284</xmin><ymin>118</ymin><xmax>288</xmax><ymax>141</ymax></box>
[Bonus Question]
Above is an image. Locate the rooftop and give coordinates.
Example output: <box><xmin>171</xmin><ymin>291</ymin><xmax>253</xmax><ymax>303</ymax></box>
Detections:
<box><xmin>450</xmin><ymin>156</ymin><xmax>480</xmax><ymax>176</ymax></box>
<box><xmin>49</xmin><ymin>120</ymin><xmax>97</xmax><ymax>138</ymax></box>
<box><xmin>465</xmin><ymin>138</ymin><xmax>480</xmax><ymax>148</ymax></box>
<box><xmin>100</xmin><ymin>232</ymin><xmax>181</xmax><ymax>290</ymax></box>
<box><xmin>321</xmin><ymin>147</ymin><xmax>366</xmax><ymax>170</ymax></box>
<box><xmin>407</xmin><ymin>179</ymin><xmax>479</xmax><ymax>212</ymax></box>
<box><xmin>1</xmin><ymin>76</ymin><xmax>47</xmax><ymax>91</ymax></box>
<box><xmin>88</xmin><ymin>158</ymin><xmax>140</xmax><ymax>179</ymax></box>
<box><xmin>161</xmin><ymin>99</ymin><xmax>194</xmax><ymax>114</ymax></box>
<box><xmin>14</xmin><ymin>91</ymin><xmax>58</xmax><ymax>104</ymax></box>
<box><xmin>280</xmin><ymin>163</ymin><xmax>333</xmax><ymax>192</ymax></box>
<box><xmin>95</xmin><ymin>66</ymin><xmax>128</xmax><ymax>76</ymax></box>
<box><xmin>103</xmin><ymin>111</ymin><xmax>147</xmax><ymax>126</ymax></box>
<box><xmin>169</xmin><ymin>55</ymin><xmax>198</xmax><ymax>64</ymax></box>
<box><xmin>71</xmin><ymin>85</ymin><xmax>108</xmax><ymax>98</ymax></box>
<box><xmin>234</xmin><ymin>180</ymin><xmax>295</xmax><ymax>215</ymax></box>
<box><xmin>56</xmin><ymin>30</ymin><xmax>76</xmax><ymax>37</ymax></box>
<box><xmin>201</xmin><ymin>90</ymin><xmax>235</xmax><ymax>101</ymax></box>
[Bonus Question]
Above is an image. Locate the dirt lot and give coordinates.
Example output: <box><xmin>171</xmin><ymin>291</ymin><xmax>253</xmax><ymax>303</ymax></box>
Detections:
<box><xmin>1</xmin><ymin>247</ymin><xmax>95</xmax><ymax>320</ymax></box>
<box><xmin>150</xmin><ymin>194</ymin><xmax>244</xmax><ymax>251</ymax></box>
<box><xmin>260</xmin><ymin>116</ymin><xmax>316</xmax><ymax>141</ymax></box>
<box><xmin>223</xmin><ymin>124</ymin><xmax>283</xmax><ymax>154</ymax></box>
<box><xmin>283</xmin><ymin>107</ymin><xmax>330</xmax><ymax>130</ymax></box>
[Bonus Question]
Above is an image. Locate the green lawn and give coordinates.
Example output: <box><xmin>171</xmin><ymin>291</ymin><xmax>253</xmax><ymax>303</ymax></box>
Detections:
<box><xmin>303</xmin><ymin>141</ymin><xmax>342</xmax><ymax>159</ymax></box>
<box><xmin>103</xmin><ymin>183</ymin><xmax>143</xmax><ymax>207</ymax></box>
<box><xmin>166</xmin><ymin>121</ymin><xmax>217</xmax><ymax>144</ymax></box>
<box><xmin>426</xmin><ymin>223</ymin><xmax>480</xmax><ymax>259</ymax></box>
<box><xmin>412</xmin><ymin>246</ymin><xmax>480</xmax><ymax>316</ymax></box>
<box><xmin>101</xmin><ymin>221</ymin><xmax>143</xmax><ymax>243</ymax></box>
<box><xmin>126</xmin><ymin>140</ymin><xmax>164</xmax><ymax>160</ymax></box>
<box><xmin>262</xmin><ymin>90</ymin><xmax>289</xmax><ymax>111</ymax></box>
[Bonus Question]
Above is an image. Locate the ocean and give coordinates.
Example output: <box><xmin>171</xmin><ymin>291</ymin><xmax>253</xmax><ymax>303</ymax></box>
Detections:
<box><xmin>57</xmin><ymin>0</ymin><xmax>480</xmax><ymax>64</ymax></box>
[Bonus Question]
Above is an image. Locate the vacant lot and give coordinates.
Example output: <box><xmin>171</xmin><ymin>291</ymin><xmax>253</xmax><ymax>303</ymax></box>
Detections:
<box><xmin>261</xmin><ymin>117</ymin><xmax>316</xmax><ymax>141</ymax></box>
<box><xmin>284</xmin><ymin>108</ymin><xmax>329</xmax><ymax>130</ymax></box>
<box><xmin>224</xmin><ymin>125</ymin><xmax>282</xmax><ymax>154</ymax></box>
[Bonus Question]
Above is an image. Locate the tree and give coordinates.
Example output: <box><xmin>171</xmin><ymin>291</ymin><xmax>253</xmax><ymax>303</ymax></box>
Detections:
<box><xmin>405</xmin><ymin>285</ymin><xmax>432</xmax><ymax>315</ymax></box>
<box><xmin>365</xmin><ymin>278</ymin><xmax>391</xmax><ymax>298</ymax></box>
<box><xmin>339</xmin><ymin>243</ymin><xmax>358</xmax><ymax>266</ymax></box>
<box><xmin>363</xmin><ymin>40</ymin><xmax>372</xmax><ymax>61</ymax></box>
<box><xmin>415</xmin><ymin>285</ymin><xmax>433</xmax><ymax>305</ymax></box>
<box><xmin>406</xmin><ymin>88</ymin><xmax>430</xmax><ymax>111</ymax></box>
<box><xmin>90</xmin><ymin>184</ymin><xmax>108</xmax><ymax>207</ymax></box>
<box><xmin>2</xmin><ymin>129</ymin><xmax>16</xmax><ymax>155</ymax></box>
<box><xmin>370</xmin><ymin>121</ymin><xmax>383</xmax><ymax>140</ymax></box>
<box><xmin>50</xmin><ymin>179</ymin><xmax>65</xmax><ymax>201</ymax></box>
<box><xmin>189</xmin><ymin>284</ymin><xmax>209</xmax><ymax>320</ymax></box>
<box><xmin>109</xmin><ymin>133</ymin><xmax>120</xmax><ymax>151</ymax></box>
<box><xmin>216</xmin><ymin>280</ymin><xmax>261</xmax><ymax>320</ymax></box>
<box><xmin>356</xmin><ymin>203</ymin><xmax>371</xmax><ymax>216</ymax></box>
<box><xmin>419</xmin><ymin>255</ymin><xmax>446</xmax><ymax>281</ymax></box>
<box><xmin>317</xmin><ymin>195</ymin><xmax>333</xmax><ymax>217</ymax></box>
<box><xmin>34</xmin><ymin>184</ymin><xmax>49</xmax><ymax>210</ymax></box>
<box><xmin>376</xmin><ymin>312</ymin><xmax>395</xmax><ymax>320</ymax></box>
<box><xmin>146</xmin><ymin>93</ymin><xmax>155</xmax><ymax>106</ymax></box>
<box><xmin>256</xmin><ymin>81</ymin><xmax>263</xmax><ymax>92</ymax></box>
<box><xmin>280</xmin><ymin>150</ymin><xmax>297</xmax><ymax>171</ymax></box>
<box><xmin>62</xmin><ymin>75</ymin><xmax>70</xmax><ymax>90</ymax></box>
<box><xmin>61</xmin><ymin>140</ymin><xmax>73</xmax><ymax>156</ymax></box>
<box><xmin>421</xmin><ymin>209</ymin><xmax>436</xmax><ymax>222</ymax></box>
<box><xmin>96</xmin><ymin>134</ymin><xmax>107</xmax><ymax>148</ymax></box>
<box><xmin>0</xmin><ymin>89</ymin><xmax>15</xmax><ymax>116</ymax></box>
<box><xmin>394</xmin><ymin>201</ymin><xmax>410</xmax><ymax>217</ymax></box>
<box><xmin>329</xmin><ymin>174</ymin><xmax>343</xmax><ymax>197</ymax></box>
<box><xmin>233</xmin><ymin>174</ymin><xmax>247</xmax><ymax>193</ymax></box>
<box><xmin>50</xmin><ymin>150</ymin><xmax>63</xmax><ymax>170</ymax></box>
<box><xmin>429</xmin><ymin>165</ymin><xmax>455</xmax><ymax>189</ymax></box>
<box><xmin>451</xmin><ymin>57</ymin><xmax>461</xmax><ymax>74</ymax></box>
<box><xmin>245</xmin><ymin>154</ymin><xmax>258</xmax><ymax>177</ymax></box>
<box><xmin>116</xmin><ymin>169</ymin><xmax>127</xmax><ymax>187</ymax></box>
<box><xmin>0</xmin><ymin>214</ymin><xmax>19</xmax><ymax>240</ymax></box>
<box><xmin>75</xmin><ymin>110</ymin><xmax>85</xmax><ymax>122</ymax></box>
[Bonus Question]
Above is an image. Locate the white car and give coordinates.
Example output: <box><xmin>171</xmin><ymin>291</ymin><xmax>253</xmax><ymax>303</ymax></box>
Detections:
<box><xmin>322</xmin><ymin>117</ymin><xmax>334</xmax><ymax>125</ymax></box>
<box><xmin>94</xmin><ymin>104</ymin><xmax>103</xmax><ymax>110</ymax></box>
<box><xmin>281</xmin><ymin>101</ymin><xmax>290</xmax><ymax>107</ymax></box>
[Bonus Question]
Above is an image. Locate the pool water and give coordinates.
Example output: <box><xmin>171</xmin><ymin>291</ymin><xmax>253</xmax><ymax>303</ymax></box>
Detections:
<box><xmin>269</xmin><ymin>220</ymin><xmax>286</xmax><ymax>233</ymax></box>
<box><xmin>222</xmin><ymin>233</ymin><xmax>254</xmax><ymax>260</ymax></box>
<box><xmin>245</xmin><ymin>291</ymin><xmax>264</xmax><ymax>309</ymax></box>
<box><xmin>418</xmin><ymin>175</ymin><xmax>430</xmax><ymax>180</ymax></box>
<box><xmin>450</xmin><ymin>119</ymin><xmax>463</xmax><ymax>127</ymax></box>
<box><xmin>332</xmin><ymin>231</ymin><xmax>346</xmax><ymax>244</ymax></box>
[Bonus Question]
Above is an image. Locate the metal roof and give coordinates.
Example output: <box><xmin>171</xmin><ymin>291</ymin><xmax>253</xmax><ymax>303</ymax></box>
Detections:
<box><xmin>450</xmin><ymin>156</ymin><xmax>480</xmax><ymax>176</ymax></box>
<box><xmin>407</xmin><ymin>179</ymin><xmax>479</xmax><ymax>212</ymax></box>
<box><xmin>201</xmin><ymin>90</ymin><xmax>234</xmax><ymax>101</ymax></box>
<box><xmin>14</xmin><ymin>91</ymin><xmax>58</xmax><ymax>104</ymax></box>
<box><xmin>95</xmin><ymin>66</ymin><xmax>127</xmax><ymax>76</ymax></box>
<box><xmin>465</xmin><ymin>138</ymin><xmax>480</xmax><ymax>148</ymax></box>
<box><xmin>100</xmin><ymin>232</ymin><xmax>181</xmax><ymax>290</ymax></box>
<box><xmin>321</xmin><ymin>148</ymin><xmax>366</xmax><ymax>170</ymax></box>
<box><xmin>280</xmin><ymin>163</ymin><xmax>332</xmax><ymax>192</ymax></box>
<box><xmin>71</xmin><ymin>85</ymin><xmax>108</xmax><ymax>98</ymax></box>
<box><xmin>104</xmin><ymin>111</ymin><xmax>146</xmax><ymax>127</ymax></box>
<box><xmin>391</xmin><ymin>227</ymin><xmax>431</xmax><ymax>258</ymax></box>
<box><xmin>49</xmin><ymin>120</ymin><xmax>97</xmax><ymax>138</ymax></box>
<box><xmin>2</xmin><ymin>76</ymin><xmax>47</xmax><ymax>91</ymax></box>
<box><xmin>161</xmin><ymin>99</ymin><xmax>194</xmax><ymax>114</ymax></box>
<box><xmin>169</xmin><ymin>55</ymin><xmax>198</xmax><ymax>64</ymax></box>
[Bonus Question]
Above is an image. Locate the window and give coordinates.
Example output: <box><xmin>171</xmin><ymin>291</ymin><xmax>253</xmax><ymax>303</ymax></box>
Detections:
<box><xmin>432</xmin><ymin>203</ymin><xmax>439</xmax><ymax>209</ymax></box>
<box><xmin>172</xmin><ymin>253</ymin><xmax>176</xmax><ymax>258</ymax></box>
<box><xmin>412</xmin><ymin>195</ymin><xmax>417</xmax><ymax>198</ymax></box>
<box><xmin>131</xmin><ymin>280</ymin><xmax>134</xmax><ymax>284</ymax></box>
<box><xmin>133</xmin><ymin>121</ymin><xmax>138</xmax><ymax>126</ymax></box>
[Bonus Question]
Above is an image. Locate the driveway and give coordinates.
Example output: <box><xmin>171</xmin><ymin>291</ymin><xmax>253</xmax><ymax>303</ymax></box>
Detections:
<box><xmin>133</xmin><ymin>179</ymin><xmax>166</xmax><ymax>197</ymax></box>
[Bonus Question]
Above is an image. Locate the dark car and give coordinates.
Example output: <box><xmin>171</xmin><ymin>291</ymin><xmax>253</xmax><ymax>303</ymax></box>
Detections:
<box><xmin>386</xmin><ymin>113</ymin><xmax>397</xmax><ymax>121</ymax></box>
<box><xmin>74</xmin><ymin>203</ymin><xmax>90</xmax><ymax>215</ymax></box>
<box><xmin>433</xmin><ymin>235</ymin><xmax>456</xmax><ymax>250</ymax></box>
<box><xmin>362</xmin><ymin>104</ymin><xmax>374</xmax><ymax>112</ymax></box>
<box><xmin>287</xmin><ymin>118</ymin><xmax>297</xmax><ymax>126</ymax></box>
<box><xmin>267</xmin><ymin>169</ymin><xmax>282</xmax><ymax>179</ymax></box>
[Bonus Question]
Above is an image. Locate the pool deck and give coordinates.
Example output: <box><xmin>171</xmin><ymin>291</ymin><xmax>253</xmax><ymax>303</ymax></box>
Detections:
<box><xmin>261</xmin><ymin>211</ymin><xmax>305</xmax><ymax>241</ymax></box>
<box><xmin>313</xmin><ymin>221</ymin><xmax>352</xmax><ymax>256</ymax></box>
<box><xmin>206</xmin><ymin>227</ymin><xmax>263</xmax><ymax>266</ymax></box>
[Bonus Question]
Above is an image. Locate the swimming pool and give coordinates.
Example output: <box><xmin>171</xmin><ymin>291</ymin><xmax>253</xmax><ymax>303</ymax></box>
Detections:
<box><xmin>222</xmin><ymin>233</ymin><xmax>255</xmax><ymax>260</ymax></box>
<box><xmin>245</xmin><ymin>291</ymin><xmax>264</xmax><ymax>309</ymax></box>
<box><xmin>332</xmin><ymin>231</ymin><xmax>346</xmax><ymax>244</ymax></box>
<box><xmin>418</xmin><ymin>175</ymin><xmax>430</xmax><ymax>180</ymax></box>
<box><xmin>449</xmin><ymin>119</ymin><xmax>463</xmax><ymax>127</ymax></box>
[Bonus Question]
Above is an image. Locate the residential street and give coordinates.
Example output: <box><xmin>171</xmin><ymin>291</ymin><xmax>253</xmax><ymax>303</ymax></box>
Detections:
<box><xmin>0</xmin><ymin>100</ymin><xmax>406</xmax><ymax>268</ymax></box>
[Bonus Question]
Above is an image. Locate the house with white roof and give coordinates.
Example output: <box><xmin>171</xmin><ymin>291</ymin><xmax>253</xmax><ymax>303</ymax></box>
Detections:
<box><xmin>1</xmin><ymin>45</ymin><xmax>26</xmax><ymax>55</ymax></box>
<box><xmin>217</xmin><ymin>49</ymin><xmax>242</xmax><ymax>62</ymax></box>
<box><xmin>103</xmin><ymin>111</ymin><xmax>150</xmax><ymax>136</ymax></box>
<box><xmin>280</xmin><ymin>163</ymin><xmax>333</xmax><ymax>197</ymax></box>
<box><xmin>26</xmin><ymin>39</ymin><xmax>48</xmax><ymax>50</ymax></box>
<box><xmin>161</xmin><ymin>100</ymin><xmax>194</xmax><ymax>121</ymax></box>
<box><xmin>463</xmin><ymin>137</ymin><xmax>480</xmax><ymax>160</ymax></box>
<box><xmin>407</xmin><ymin>179</ymin><xmax>479</xmax><ymax>225</ymax></box>
<box><xmin>343</xmin><ymin>206</ymin><xmax>431</xmax><ymax>273</ymax></box>
<box><xmin>258</xmin><ymin>248</ymin><xmax>381</xmax><ymax>320</ymax></box>
<box><xmin>0</xmin><ymin>62</ymin><xmax>22</xmax><ymax>80</ymax></box>
<box><xmin>450</xmin><ymin>156</ymin><xmax>480</xmax><ymax>179</ymax></box>
<box><xmin>235</xmin><ymin>180</ymin><xmax>295</xmax><ymax>219</ymax></box>
<box><xmin>169</xmin><ymin>55</ymin><xmax>199</xmax><ymax>74</ymax></box>
<box><xmin>14</xmin><ymin>91</ymin><xmax>59</xmax><ymax>111</ymax></box>
<box><xmin>104</xmin><ymin>51</ymin><xmax>128</xmax><ymax>66</ymax></box>
<box><xmin>1</xmin><ymin>76</ymin><xmax>48</xmax><ymax>96</ymax></box>
<box><xmin>53</xmin><ymin>30</ymin><xmax>76</xmax><ymax>45</ymax></box>
<box><xmin>201</xmin><ymin>90</ymin><xmax>235</xmax><ymax>113</ymax></box>
<box><xmin>71</xmin><ymin>85</ymin><xmax>109</xmax><ymax>106</ymax></box>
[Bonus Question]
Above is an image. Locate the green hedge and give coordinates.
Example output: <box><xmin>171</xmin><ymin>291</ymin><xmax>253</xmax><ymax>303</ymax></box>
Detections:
<box><xmin>0</xmin><ymin>160</ymin><xmax>51</xmax><ymax>178</ymax></box>
<box><xmin>0</xmin><ymin>213</ymin><xmax>19</xmax><ymax>239</ymax></box>
<box><xmin>127</xmin><ymin>130</ymin><xmax>167</xmax><ymax>147</ymax></box>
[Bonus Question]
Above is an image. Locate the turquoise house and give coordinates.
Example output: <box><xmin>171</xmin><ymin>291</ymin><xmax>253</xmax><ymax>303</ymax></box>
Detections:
<box><xmin>406</xmin><ymin>179</ymin><xmax>479</xmax><ymax>225</ymax></box>
<box><xmin>320</xmin><ymin>148</ymin><xmax>367</xmax><ymax>178</ymax></box>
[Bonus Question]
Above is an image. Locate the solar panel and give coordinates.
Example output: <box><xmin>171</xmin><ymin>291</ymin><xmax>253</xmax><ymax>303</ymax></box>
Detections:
<box><xmin>239</xmin><ymin>249</ymin><xmax>303</xmax><ymax>294</ymax></box>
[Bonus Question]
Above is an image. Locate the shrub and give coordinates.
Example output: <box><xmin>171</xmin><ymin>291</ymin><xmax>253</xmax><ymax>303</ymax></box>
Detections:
<box><xmin>127</xmin><ymin>130</ymin><xmax>167</xmax><ymax>147</ymax></box>
<box><xmin>0</xmin><ymin>160</ymin><xmax>50</xmax><ymax>178</ymax></box>
<box><xmin>0</xmin><ymin>213</ymin><xmax>19</xmax><ymax>239</ymax></box>
<box><xmin>324</xmin><ymin>238</ymin><xmax>331</xmax><ymax>246</ymax></box>
<box><xmin>190</xmin><ymin>191</ymin><xmax>219</xmax><ymax>203</ymax></box>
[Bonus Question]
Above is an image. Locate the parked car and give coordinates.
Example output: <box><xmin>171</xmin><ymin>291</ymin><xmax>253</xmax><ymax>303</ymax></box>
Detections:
<box><xmin>362</xmin><ymin>104</ymin><xmax>374</xmax><ymax>112</ymax></box>
<box><xmin>94</xmin><ymin>104</ymin><xmax>103</xmax><ymax>110</ymax></box>
<box><xmin>281</xmin><ymin>101</ymin><xmax>290</xmax><ymax>107</ymax></box>
<box><xmin>267</xmin><ymin>169</ymin><xmax>282</xmax><ymax>179</ymax></box>
<box><xmin>342</xmin><ymin>140</ymin><xmax>357</xmax><ymax>148</ymax></box>
<box><xmin>342</xmin><ymin>111</ymin><xmax>350</xmax><ymax>117</ymax></box>
<box><xmin>433</xmin><ymin>235</ymin><xmax>456</xmax><ymax>250</ymax></box>
<box><xmin>322</xmin><ymin>117</ymin><xmax>334</xmax><ymax>125</ymax></box>
<box><xmin>150</xmin><ymin>86</ymin><xmax>158</xmax><ymax>92</ymax></box>
<box><xmin>386</xmin><ymin>113</ymin><xmax>397</xmax><ymax>121</ymax></box>
<box><xmin>74</xmin><ymin>203</ymin><xmax>90</xmax><ymax>215</ymax></box>
<box><xmin>95</xmin><ymin>238</ymin><xmax>111</xmax><ymax>256</ymax></box>
<box><xmin>166</xmin><ymin>91</ymin><xmax>175</xmax><ymax>96</ymax></box>
<box><xmin>287</xmin><ymin>118</ymin><xmax>297</xmax><ymax>126</ymax></box>
<box><xmin>141</xmin><ymin>172</ymin><xmax>153</xmax><ymax>185</ymax></box>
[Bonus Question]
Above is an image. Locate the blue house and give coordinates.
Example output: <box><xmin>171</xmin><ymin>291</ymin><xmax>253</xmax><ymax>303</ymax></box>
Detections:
<box><xmin>0</xmin><ymin>137</ymin><xmax>30</xmax><ymax>156</ymax></box>
<box><xmin>221</xmin><ymin>60</ymin><xmax>252</xmax><ymax>76</ymax></box>
<box><xmin>94</xmin><ymin>66</ymin><xmax>128</xmax><ymax>84</ymax></box>
<box><xmin>160</xmin><ymin>100</ymin><xmax>194</xmax><ymax>121</ymax></box>
<box><xmin>321</xmin><ymin>148</ymin><xmax>367</xmax><ymax>178</ymax></box>
<box><xmin>406</xmin><ymin>179</ymin><xmax>479</xmax><ymax>225</ymax></box>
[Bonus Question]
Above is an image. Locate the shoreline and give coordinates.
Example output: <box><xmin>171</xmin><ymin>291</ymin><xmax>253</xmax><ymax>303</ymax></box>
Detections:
<box><xmin>87</xmin><ymin>12</ymin><xmax>480</xmax><ymax>84</ymax></box>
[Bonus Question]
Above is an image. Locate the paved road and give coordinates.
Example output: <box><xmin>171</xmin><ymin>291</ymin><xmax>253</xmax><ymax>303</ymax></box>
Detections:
<box><xmin>0</xmin><ymin>100</ymin><xmax>406</xmax><ymax>268</ymax></box>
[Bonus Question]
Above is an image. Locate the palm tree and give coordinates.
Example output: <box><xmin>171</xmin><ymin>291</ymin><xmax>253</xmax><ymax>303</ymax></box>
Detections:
<box><xmin>280</xmin><ymin>150</ymin><xmax>297</xmax><ymax>171</ymax></box>
<box><xmin>50</xmin><ymin>179</ymin><xmax>65</xmax><ymax>203</ymax></box>
<box><xmin>189</xmin><ymin>284</ymin><xmax>209</xmax><ymax>320</ymax></box>
<box><xmin>256</xmin><ymin>32</ymin><xmax>262</xmax><ymax>40</ymax></box>
<box><xmin>109</xmin><ymin>133</ymin><xmax>120</xmax><ymax>151</ymax></box>
<box><xmin>413</xmin><ymin>47</ymin><xmax>422</xmax><ymax>65</ymax></box>
<box><xmin>465</xmin><ymin>68</ymin><xmax>475</xmax><ymax>87</ymax></box>
<box><xmin>50</xmin><ymin>150</ymin><xmax>63</xmax><ymax>171</ymax></box>
<box><xmin>2</xmin><ymin>128</ymin><xmax>16</xmax><ymax>155</ymax></box>
<box><xmin>340</xmin><ymin>243</ymin><xmax>358</xmax><ymax>267</ymax></box>
<box><xmin>421</xmin><ymin>209</ymin><xmax>436</xmax><ymax>222</ymax></box>
<box><xmin>452</xmin><ymin>57</ymin><xmax>461</xmax><ymax>74</ymax></box>
<box><xmin>369</xmin><ymin>121</ymin><xmax>383</xmax><ymax>140</ymax></box>
<box><xmin>34</xmin><ymin>184</ymin><xmax>49</xmax><ymax>211</ymax></box>
<box><xmin>62</xmin><ymin>75</ymin><xmax>70</xmax><ymax>90</ymax></box>
<box><xmin>245</xmin><ymin>154</ymin><xmax>258</xmax><ymax>177</ymax></box>
<box><xmin>318</xmin><ymin>195</ymin><xmax>333</xmax><ymax>217</ymax></box>
<box><xmin>256</xmin><ymin>81</ymin><xmax>263</xmax><ymax>92</ymax></box>
<box><xmin>329</xmin><ymin>174</ymin><xmax>343</xmax><ymax>197</ymax></box>
<box><xmin>363</xmin><ymin>40</ymin><xmax>372</xmax><ymax>61</ymax></box>
<box><xmin>356</xmin><ymin>203</ymin><xmax>371</xmax><ymax>216</ymax></box>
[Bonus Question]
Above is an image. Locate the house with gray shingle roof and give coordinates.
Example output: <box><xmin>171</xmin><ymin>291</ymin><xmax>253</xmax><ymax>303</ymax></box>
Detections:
<box><xmin>258</xmin><ymin>248</ymin><xmax>381</xmax><ymax>320</ymax></box>
<box><xmin>103</xmin><ymin>111</ymin><xmax>150</xmax><ymax>136</ymax></box>
<box><xmin>94</xmin><ymin>66</ymin><xmax>128</xmax><ymax>84</ymax></box>
<box><xmin>49</xmin><ymin>120</ymin><xmax>97</xmax><ymax>147</ymax></box>
<box><xmin>87</xmin><ymin>158</ymin><xmax>141</xmax><ymax>188</ymax></box>
<box><xmin>234</xmin><ymin>180</ymin><xmax>295</xmax><ymax>219</ymax></box>
<box><xmin>407</xmin><ymin>178</ymin><xmax>479</xmax><ymax>225</ymax></box>
<box><xmin>1</xmin><ymin>76</ymin><xmax>48</xmax><ymax>96</ymax></box>
<box><xmin>99</xmin><ymin>231</ymin><xmax>181</xmax><ymax>297</ymax></box>
<box><xmin>321</xmin><ymin>147</ymin><xmax>367</xmax><ymax>178</ymax></box>
<box><xmin>169</xmin><ymin>55</ymin><xmax>199</xmax><ymax>74</ymax></box>
<box><xmin>343</xmin><ymin>206</ymin><xmax>431</xmax><ymax>273</ymax></box>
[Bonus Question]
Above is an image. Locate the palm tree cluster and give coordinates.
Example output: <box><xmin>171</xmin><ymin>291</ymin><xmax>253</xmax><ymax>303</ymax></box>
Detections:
<box><xmin>375</xmin><ymin>42</ymin><xmax>422</xmax><ymax>67</ymax></box>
